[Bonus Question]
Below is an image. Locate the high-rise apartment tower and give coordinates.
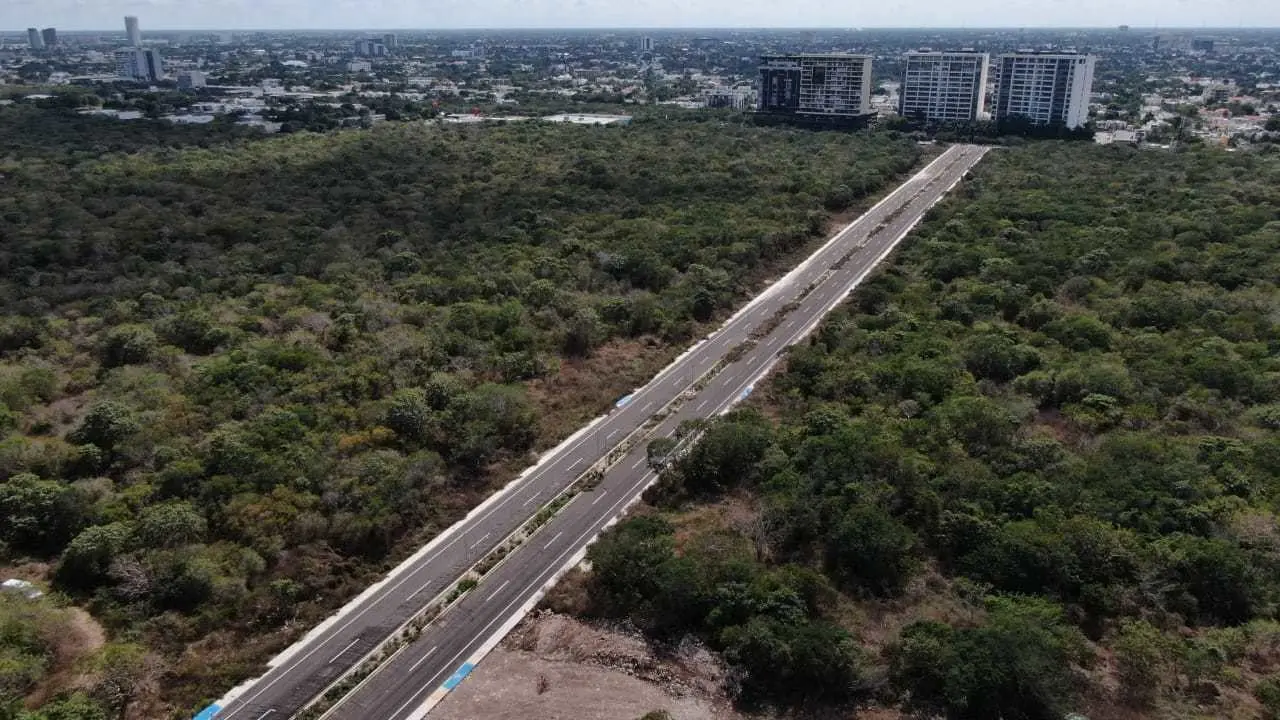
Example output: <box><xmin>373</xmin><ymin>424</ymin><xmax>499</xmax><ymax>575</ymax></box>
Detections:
<box><xmin>991</xmin><ymin>52</ymin><xmax>1096</xmax><ymax>129</ymax></box>
<box><xmin>125</xmin><ymin>15</ymin><xmax>141</xmax><ymax>46</ymax></box>
<box><xmin>27</xmin><ymin>28</ymin><xmax>44</xmax><ymax>50</ymax></box>
<box><xmin>899</xmin><ymin>51</ymin><xmax>989</xmax><ymax>123</ymax></box>
<box><xmin>116</xmin><ymin>47</ymin><xmax>163</xmax><ymax>81</ymax></box>
<box><xmin>758</xmin><ymin>54</ymin><xmax>873</xmax><ymax>121</ymax></box>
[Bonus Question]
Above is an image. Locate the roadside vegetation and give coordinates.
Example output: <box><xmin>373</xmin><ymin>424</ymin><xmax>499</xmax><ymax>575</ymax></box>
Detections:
<box><xmin>0</xmin><ymin>106</ymin><xmax>921</xmax><ymax>716</ymax></box>
<box><xmin>579</xmin><ymin>142</ymin><xmax>1280</xmax><ymax>718</ymax></box>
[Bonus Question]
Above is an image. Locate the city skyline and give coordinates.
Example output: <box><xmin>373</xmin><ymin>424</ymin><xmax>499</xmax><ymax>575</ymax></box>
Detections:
<box><xmin>2</xmin><ymin>0</ymin><xmax>1279</xmax><ymax>33</ymax></box>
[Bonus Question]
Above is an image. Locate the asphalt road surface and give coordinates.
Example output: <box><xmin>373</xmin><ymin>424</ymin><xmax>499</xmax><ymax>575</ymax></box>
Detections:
<box><xmin>209</xmin><ymin>143</ymin><xmax>987</xmax><ymax>720</ymax></box>
<box><xmin>322</xmin><ymin>143</ymin><xmax>989</xmax><ymax>720</ymax></box>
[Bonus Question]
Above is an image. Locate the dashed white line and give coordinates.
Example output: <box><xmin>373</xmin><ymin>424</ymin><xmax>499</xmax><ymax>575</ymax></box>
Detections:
<box><xmin>484</xmin><ymin>580</ymin><xmax>511</xmax><ymax>603</ymax></box>
<box><xmin>591</xmin><ymin>490</ymin><xmax>609</xmax><ymax>505</ymax></box>
<box><xmin>407</xmin><ymin>646</ymin><xmax>439</xmax><ymax>674</ymax></box>
<box><xmin>255</xmin><ymin>711</ymin><xmax>276</xmax><ymax>720</ymax></box>
<box><xmin>642</xmin><ymin>401</ymin><xmax>654</xmax><ymax>412</ymax></box>
<box><xmin>469</xmin><ymin>533</ymin><xmax>490</xmax><ymax>551</ymax></box>
<box><xmin>543</xmin><ymin>531</ymin><xmax>564</xmax><ymax>550</ymax></box>
<box><xmin>328</xmin><ymin>639</ymin><xmax>359</xmax><ymax>664</ymax></box>
<box><xmin>606</xmin><ymin>429</ymin><xmax>619</xmax><ymax>441</ymax></box>
<box><xmin>697</xmin><ymin>400</ymin><xmax>709</xmax><ymax>411</ymax></box>
<box><xmin>522</xmin><ymin>493</ymin><xmax>539</xmax><ymax>507</ymax></box>
<box><xmin>631</xmin><ymin>457</ymin><xmax>644</xmax><ymax>470</ymax></box>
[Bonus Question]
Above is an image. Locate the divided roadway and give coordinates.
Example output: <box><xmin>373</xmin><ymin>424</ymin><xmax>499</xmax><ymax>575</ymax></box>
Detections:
<box><xmin>215</xmin><ymin>141</ymin><xmax>983</xmax><ymax>717</ymax></box>
<box><xmin>323</xmin><ymin>143</ymin><xmax>989</xmax><ymax>720</ymax></box>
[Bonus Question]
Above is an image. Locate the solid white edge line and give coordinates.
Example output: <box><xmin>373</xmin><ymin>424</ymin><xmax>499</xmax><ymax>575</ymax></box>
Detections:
<box><xmin>211</xmin><ymin>146</ymin><xmax>967</xmax><ymax>716</ymax></box>
<box><xmin>399</xmin><ymin>471</ymin><xmax>661</xmax><ymax>720</ymax></box>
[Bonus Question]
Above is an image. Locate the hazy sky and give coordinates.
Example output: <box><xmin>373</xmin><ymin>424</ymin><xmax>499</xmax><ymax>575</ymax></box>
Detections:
<box><xmin>3</xmin><ymin>0</ymin><xmax>1278</xmax><ymax>32</ymax></box>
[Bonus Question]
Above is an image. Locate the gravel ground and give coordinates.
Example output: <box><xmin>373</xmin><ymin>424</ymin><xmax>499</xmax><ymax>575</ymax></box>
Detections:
<box><xmin>431</xmin><ymin>611</ymin><xmax>742</xmax><ymax>720</ymax></box>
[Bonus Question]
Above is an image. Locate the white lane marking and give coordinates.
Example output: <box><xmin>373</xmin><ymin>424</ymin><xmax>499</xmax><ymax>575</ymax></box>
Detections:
<box><xmin>570</xmin><ymin>457</ymin><xmax>585</xmax><ymax>470</ymax></box>
<box><xmin>697</xmin><ymin>400</ymin><xmax>709</xmax><ymax>412</ymax></box>
<box><xmin>227</xmin><ymin>149</ymin><xmax>983</xmax><ymax>720</ymax></box>
<box><xmin>384</xmin><ymin>155</ymin><xmax>984</xmax><ymax>720</ymax></box>
<box><xmin>784</xmin><ymin>320</ymin><xmax>796</xmax><ymax>328</ymax></box>
<box><xmin>630</xmin><ymin>457</ymin><xmax>644</xmax><ymax>470</ymax></box>
<box><xmin>606</xmin><ymin>430</ymin><xmax>619</xmax><ymax>441</ymax></box>
<box><xmin>328</xmin><ymin>639</ymin><xmax>360</xmax><ymax>664</ymax></box>
<box><xmin>483</xmin><ymin>580</ymin><xmax>511</xmax><ymax>603</ymax></box>
<box><xmin>698</xmin><ymin>355</ymin><xmax>710</xmax><ymax>364</ymax></box>
<box><xmin>522</xmin><ymin>493</ymin><xmax>539</xmax><ymax>507</ymax></box>
<box><xmin>543</xmin><ymin>531</ymin><xmax>564</xmax><ymax>550</ymax></box>
<box><xmin>407</xmin><ymin>646</ymin><xmax>439</xmax><ymax>674</ymax></box>
<box><xmin>591</xmin><ymin>490</ymin><xmax>609</xmax><ymax>505</ymax></box>
<box><xmin>642</xmin><ymin>401</ymin><xmax>654</xmax><ymax>412</ymax></box>
<box><xmin>469</xmin><ymin>533</ymin><xmax>490</xmax><ymax>551</ymax></box>
<box><xmin>386</xmin><ymin>467</ymin><xmax>663</xmax><ymax>720</ymax></box>
<box><xmin>255</xmin><ymin>712</ymin><xmax>275</xmax><ymax>720</ymax></box>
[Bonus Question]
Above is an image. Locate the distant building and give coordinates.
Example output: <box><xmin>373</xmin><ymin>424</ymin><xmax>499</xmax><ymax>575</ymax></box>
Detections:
<box><xmin>639</xmin><ymin>36</ymin><xmax>654</xmax><ymax>52</ymax></box>
<box><xmin>177</xmin><ymin>70</ymin><xmax>206</xmax><ymax>89</ymax></box>
<box><xmin>758</xmin><ymin>54</ymin><xmax>873</xmax><ymax>124</ymax></box>
<box><xmin>703</xmin><ymin>86</ymin><xmax>757</xmax><ymax>110</ymax></box>
<box><xmin>125</xmin><ymin>15</ymin><xmax>141</xmax><ymax>46</ymax></box>
<box><xmin>1204</xmin><ymin>84</ymin><xmax>1232</xmax><ymax>104</ymax></box>
<box><xmin>1192</xmin><ymin>38</ymin><xmax>1215</xmax><ymax>53</ymax></box>
<box><xmin>899</xmin><ymin>51</ymin><xmax>989</xmax><ymax>123</ymax></box>
<box><xmin>27</xmin><ymin>28</ymin><xmax>44</xmax><ymax>50</ymax></box>
<box><xmin>383</xmin><ymin>33</ymin><xmax>398</xmax><ymax>50</ymax></box>
<box><xmin>542</xmin><ymin>113</ymin><xmax>632</xmax><ymax>126</ymax></box>
<box><xmin>41</xmin><ymin>28</ymin><xmax>57</xmax><ymax>48</ymax></box>
<box><xmin>1118</xmin><ymin>24</ymin><xmax>1130</xmax><ymax>31</ymax></box>
<box><xmin>347</xmin><ymin>60</ymin><xmax>373</xmax><ymax>73</ymax></box>
<box><xmin>353</xmin><ymin>39</ymin><xmax>388</xmax><ymax>58</ymax></box>
<box><xmin>992</xmin><ymin>52</ymin><xmax>1096</xmax><ymax>129</ymax></box>
<box><xmin>116</xmin><ymin>48</ymin><xmax>163</xmax><ymax>81</ymax></box>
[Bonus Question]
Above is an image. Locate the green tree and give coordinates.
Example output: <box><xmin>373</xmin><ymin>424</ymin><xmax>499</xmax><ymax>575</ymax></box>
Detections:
<box><xmin>824</xmin><ymin>503</ymin><xmax>920</xmax><ymax>597</ymax></box>
<box><xmin>96</xmin><ymin>325</ymin><xmax>158</xmax><ymax>368</ymax></box>
<box><xmin>68</xmin><ymin>402</ymin><xmax>138</xmax><ymax>452</ymax></box>
<box><xmin>890</xmin><ymin>597</ymin><xmax>1088</xmax><ymax>720</ymax></box>
<box><xmin>0</xmin><ymin>473</ymin><xmax>85</xmax><ymax>555</ymax></box>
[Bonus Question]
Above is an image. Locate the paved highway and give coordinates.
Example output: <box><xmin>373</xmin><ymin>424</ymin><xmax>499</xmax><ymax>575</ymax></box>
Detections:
<box><xmin>208</xmin><ymin>144</ymin><xmax>986</xmax><ymax>720</ymax></box>
<box><xmin>319</xmin><ymin>144</ymin><xmax>989</xmax><ymax>720</ymax></box>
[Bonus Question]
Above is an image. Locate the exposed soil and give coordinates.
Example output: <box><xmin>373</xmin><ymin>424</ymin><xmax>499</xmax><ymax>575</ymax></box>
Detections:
<box><xmin>431</xmin><ymin>611</ymin><xmax>743</xmax><ymax>720</ymax></box>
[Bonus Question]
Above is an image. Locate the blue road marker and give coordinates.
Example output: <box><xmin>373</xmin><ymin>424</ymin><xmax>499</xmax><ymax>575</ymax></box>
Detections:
<box><xmin>192</xmin><ymin>705</ymin><xmax>221</xmax><ymax>720</ymax></box>
<box><xmin>442</xmin><ymin>663</ymin><xmax>475</xmax><ymax>691</ymax></box>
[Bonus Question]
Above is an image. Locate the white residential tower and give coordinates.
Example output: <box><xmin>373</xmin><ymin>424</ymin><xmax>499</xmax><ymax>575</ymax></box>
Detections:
<box><xmin>899</xmin><ymin>51</ymin><xmax>989</xmax><ymax>123</ymax></box>
<box><xmin>992</xmin><ymin>52</ymin><xmax>1097</xmax><ymax>129</ymax></box>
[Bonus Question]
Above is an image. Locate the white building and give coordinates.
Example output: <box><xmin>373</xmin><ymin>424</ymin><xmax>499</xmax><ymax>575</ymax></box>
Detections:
<box><xmin>125</xmin><ymin>15</ymin><xmax>141</xmax><ymax>46</ymax></box>
<box><xmin>899</xmin><ymin>51</ymin><xmax>989</xmax><ymax>123</ymax></box>
<box><xmin>177</xmin><ymin>70</ymin><xmax>206</xmax><ymax>89</ymax></box>
<box><xmin>116</xmin><ymin>48</ymin><xmax>163</xmax><ymax>81</ymax></box>
<box><xmin>27</xmin><ymin>28</ymin><xmax>44</xmax><ymax>50</ymax></box>
<box><xmin>639</xmin><ymin>36</ymin><xmax>654</xmax><ymax>52</ymax></box>
<box><xmin>992</xmin><ymin>52</ymin><xmax>1096</xmax><ymax>129</ymax></box>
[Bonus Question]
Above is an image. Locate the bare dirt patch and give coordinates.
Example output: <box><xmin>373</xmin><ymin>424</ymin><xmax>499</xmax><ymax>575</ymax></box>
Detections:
<box><xmin>431</xmin><ymin>611</ymin><xmax>742</xmax><ymax>720</ymax></box>
<box><xmin>23</xmin><ymin>607</ymin><xmax>107</xmax><ymax>708</ymax></box>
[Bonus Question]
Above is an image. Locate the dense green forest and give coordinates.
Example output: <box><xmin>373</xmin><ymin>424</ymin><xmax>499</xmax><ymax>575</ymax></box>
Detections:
<box><xmin>580</xmin><ymin>143</ymin><xmax>1280</xmax><ymax>718</ymax></box>
<box><xmin>0</xmin><ymin>106</ymin><xmax>922</xmax><ymax>716</ymax></box>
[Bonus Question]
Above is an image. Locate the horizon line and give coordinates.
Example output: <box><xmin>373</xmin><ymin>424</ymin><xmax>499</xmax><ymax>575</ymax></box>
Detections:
<box><xmin>5</xmin><ymin>25</ymin><xmax>1280</xmax><ymax>33</ymax></box>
